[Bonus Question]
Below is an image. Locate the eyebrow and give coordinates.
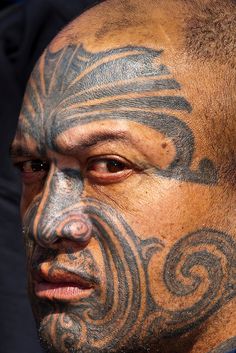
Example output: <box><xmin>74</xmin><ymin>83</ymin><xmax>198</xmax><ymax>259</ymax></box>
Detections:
<box><xmin>68</xmin><ymin>130</ymin><xmax>134</xmax><ymax>151</ymax></box>
<box><xmin>9</xmin><ymin>145</ymin><xmax>36</xmax><ymax>160</ymax></box>
<box><xmin>10</xmin><ymin>130</ymin><xmax>135</xmax><ymax>159</ymax></box>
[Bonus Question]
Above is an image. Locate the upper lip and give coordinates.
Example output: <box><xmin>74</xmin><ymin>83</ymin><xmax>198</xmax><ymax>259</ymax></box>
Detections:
<box><xmin>32</xmin><ymin>265</ymin><xmax>99</xmax><ymax>289</ymax></box>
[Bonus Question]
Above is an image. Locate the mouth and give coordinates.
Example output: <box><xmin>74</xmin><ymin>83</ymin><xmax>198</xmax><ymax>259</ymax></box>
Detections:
<box><xmin>34</xmin><ymin>281</ymin><xmax>94</xmax><ymax>301</ymax></box>
<box><xmin>33</xmin><ymin>268</ymin><xmax>96</xmax><ymax>302</ymax></box>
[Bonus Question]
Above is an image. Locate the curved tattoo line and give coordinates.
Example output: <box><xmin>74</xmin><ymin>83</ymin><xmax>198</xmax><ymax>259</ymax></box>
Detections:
<box><xmin>20</xmin><ymin>44</ymin><xmax>218</xmax><ymax>185</ymax></box>
<box><xmin>28</xmin><ymin>197</ymin><xmax>164</xmax><ymax>351</ymax></box>
<box><xmin>51</xmin><ymin>111</ymin><xmax>217</xmax><ymax>184</ymax></box>
<box><xmin>25</xmin><ymin>189</ymin><xmax>236</xmax><ymax>350</ymax></box>
<box><xmin>34</xmin><ymin>167</ymin><xmax>86</xmax><ymax>245</ymax></box>
<box><xmin>148</xmin><ymin>228</ymin><xmax>236</xmax><ymax>337</ymax></box>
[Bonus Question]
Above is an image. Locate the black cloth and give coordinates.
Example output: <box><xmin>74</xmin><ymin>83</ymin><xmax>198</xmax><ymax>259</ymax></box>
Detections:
<box><xmin>0</xmin><ymin>1</ymin><xmax>99</xmax><ymax>352</ymax></box>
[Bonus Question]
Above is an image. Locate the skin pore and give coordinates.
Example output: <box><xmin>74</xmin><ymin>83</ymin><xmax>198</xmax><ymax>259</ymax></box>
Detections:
<box><xmin>11</xmin><ymin>0</ymin><xmax>236</xmax><ymax>352</ymax></box>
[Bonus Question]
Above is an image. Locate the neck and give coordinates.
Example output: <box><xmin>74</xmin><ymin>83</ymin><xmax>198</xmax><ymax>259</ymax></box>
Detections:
<box><xmin>191</xmin><ymin>299</ymin><xmax>236</xmax><ymax>353</ymax></box>
<box><xmin>159</xmin><ymin>298</ymin><xmax>236</xmax><ymax>353</ymax></box>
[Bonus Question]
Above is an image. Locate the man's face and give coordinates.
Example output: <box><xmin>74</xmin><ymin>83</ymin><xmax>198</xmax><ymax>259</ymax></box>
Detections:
<box><xmin>12</xmin><ymin>42</ymin><xmax>236</xmax><ymax>353</ymax></box>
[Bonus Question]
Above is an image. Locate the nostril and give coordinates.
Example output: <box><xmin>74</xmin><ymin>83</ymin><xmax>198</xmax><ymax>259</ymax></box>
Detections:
<box><xmin>34</xmin><ymin>210</ymin><xmax>93</xmax><ymax>246</ymax></box>
<box><xmin>64</xmin><ymin>221</ymin><xmax>89</xmax><ymax>237</ymax></box>
<box><xmin>56</xmin><ymin>213</ymin><xmax>93</xmax><ymax>243</ymax></box>
<box><xmin>62</xmin><ymin>220</ymin><xmax>92</xmax><ymax>242</ymax></box>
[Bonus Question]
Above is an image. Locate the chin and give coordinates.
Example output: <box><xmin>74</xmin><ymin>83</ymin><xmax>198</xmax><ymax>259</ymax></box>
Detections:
<box><xmin>35</xmin><ymin>305</ymin><xmax>159</xmax><ymax>353</ymax></box>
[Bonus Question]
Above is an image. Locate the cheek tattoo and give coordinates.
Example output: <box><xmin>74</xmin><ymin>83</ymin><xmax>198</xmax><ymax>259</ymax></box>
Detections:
<box><xmin>18</xmin><ymin>44</ymin><xmax>236</xmax><ymax>353</ymax></box>
<box><xmin>25</xmin><ymin>194</ymin><xmax>236</xmax><ymax>352</ymax></box>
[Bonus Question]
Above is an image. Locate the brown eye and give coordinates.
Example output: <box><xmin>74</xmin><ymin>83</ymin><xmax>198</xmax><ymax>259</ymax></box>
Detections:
<box><xmin>106</xmin><ymin>160</ymin><xmax>127</xmax><ymax>173</ymax></box>
<box><xmin>15</xmin><ymin>159</ymin><xmax>50</xmax><ymax>185</ymax></box>
<box><xmin>16</xmin><ymin>160</ymin><xmax>49</xmax><ymax>173</ymax></box>
<box><xmin>88</xmin><ymin>159</ymin><xmax>127</xmax><ymax>173</ymax></box>
<box><xmin>86</xmin><ymin>157</ymin><xmax>133</xmax><ymax>184</ymax></box>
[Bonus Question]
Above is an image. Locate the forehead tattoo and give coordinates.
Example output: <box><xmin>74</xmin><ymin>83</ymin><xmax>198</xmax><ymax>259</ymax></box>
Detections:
<box><xmin>20</xmin><ymin>44</ymin><xmax>217</xmax><ymax>184</ymax></box>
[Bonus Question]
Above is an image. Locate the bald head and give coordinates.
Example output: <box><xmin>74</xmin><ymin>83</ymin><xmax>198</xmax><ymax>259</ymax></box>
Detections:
<box><xmin>53</xmin><ymin>0</ymin><xmax>236</xmax><ymax>64</ymax></box>
<box><xmin>12</xmin><ymin>1</ymin><xmax>236</xmax><ymax>353</ymax></box>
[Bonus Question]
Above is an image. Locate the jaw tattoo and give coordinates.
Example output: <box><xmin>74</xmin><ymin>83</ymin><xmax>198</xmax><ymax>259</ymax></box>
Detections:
<box><xmin>17</xmin><ymin>44</ymin><xmax>236</xmax><ymax>353</ymax></box>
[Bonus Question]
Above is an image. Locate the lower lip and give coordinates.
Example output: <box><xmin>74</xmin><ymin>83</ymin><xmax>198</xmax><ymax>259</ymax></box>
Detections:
<box><xmin>34</xmin><ymin>282</ymin><xmax>93</xmax><ymax>301</ymax></box>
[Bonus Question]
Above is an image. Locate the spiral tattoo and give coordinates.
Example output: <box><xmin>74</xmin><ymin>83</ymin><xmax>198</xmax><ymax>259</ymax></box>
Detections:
<box><xmin>23</xmin><ymin>188</ymin><xmax>236</xmax><ymax>353</ymax></box>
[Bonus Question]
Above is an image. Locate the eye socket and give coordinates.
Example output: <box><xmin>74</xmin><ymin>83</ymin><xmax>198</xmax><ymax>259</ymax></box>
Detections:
<box><xmin>88</xmin><ymin>159</ymin><xmax>127</xmax><ymax>173</ymax></box>
<box><xmin>86</xmin><ymin>156</ymin><xmax>133</xmax><ymax>183</ymax></box>
<box><xmin>14</xmin><ymin>159</ymin><xmax>50</xmax><ymax>184</ymax></box>
<box><xmin>15</xmin><ymin>160</ymin><xmax>50</xmax><ymax>173</ymax></box>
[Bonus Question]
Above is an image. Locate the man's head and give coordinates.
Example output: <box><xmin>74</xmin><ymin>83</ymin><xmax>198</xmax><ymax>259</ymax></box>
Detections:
<box><xmin>11</xmin><ymin>0</ymin><xmax>236</xmax><ymax>352</ymax></box>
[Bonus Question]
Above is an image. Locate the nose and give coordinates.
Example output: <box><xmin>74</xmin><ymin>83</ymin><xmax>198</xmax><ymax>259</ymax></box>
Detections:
<box><xmin>32</xmin><ymin>166</ymin><xmax>92</xmax><ymax>247</ymax></box>
<box><xmin>54</xmin><ymin>210</ymin><xmax>92</xmax><ymax>243</ymax></box>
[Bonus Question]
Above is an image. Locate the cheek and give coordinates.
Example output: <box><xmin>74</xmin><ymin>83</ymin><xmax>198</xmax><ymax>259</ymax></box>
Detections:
<box><xmin>103</xmin><ymin>177</ymin><xmax>176</xmax><ymax>240</ymax></box>
<box><xmin>21</xmin><ymin>183</ymin><xmax>43</xmax><ymax>216</ymax></box>
<box><xmin>148</xmin><ymin>250</ymin><xmax>166</xmax><ymax>306</ymax></box>
<box><xmin>117</xmin><ymin>178</ymin><xmax>220</xmax><ymax>242</ymax></box>
<box><xmin>88</xmin><ymin>238</ymin><xmax>107</xmax><ymax>285</ymax></box>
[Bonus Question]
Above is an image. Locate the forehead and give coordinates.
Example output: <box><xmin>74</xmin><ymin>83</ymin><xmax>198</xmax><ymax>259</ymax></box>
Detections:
<box><xmin>18</xmin><ymin>44</ymin><xmax>194</xmax><ymax>151</ymax></box>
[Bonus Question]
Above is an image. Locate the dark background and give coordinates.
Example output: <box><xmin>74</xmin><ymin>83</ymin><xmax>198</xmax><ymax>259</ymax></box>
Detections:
<box><xmin>0</xmin><ymin>1</ymin><xmax>99</xmax><ymax>352</ymax></box>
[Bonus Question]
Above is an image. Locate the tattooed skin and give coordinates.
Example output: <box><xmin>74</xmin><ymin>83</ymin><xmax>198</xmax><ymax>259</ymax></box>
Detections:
<box><xmin>13</xmin><ymin>44</ymin><xmax>236</xmax><ymax>353</ymax></box>
<box><xmin>25</xmin><ymin>192</ymin><xmax>236</xmax><ymax>352</ymax></box>
<box><xmin>20</xmin><ymin>45</ymin><xmax>217</xmax><ymax>184</ymax></box>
